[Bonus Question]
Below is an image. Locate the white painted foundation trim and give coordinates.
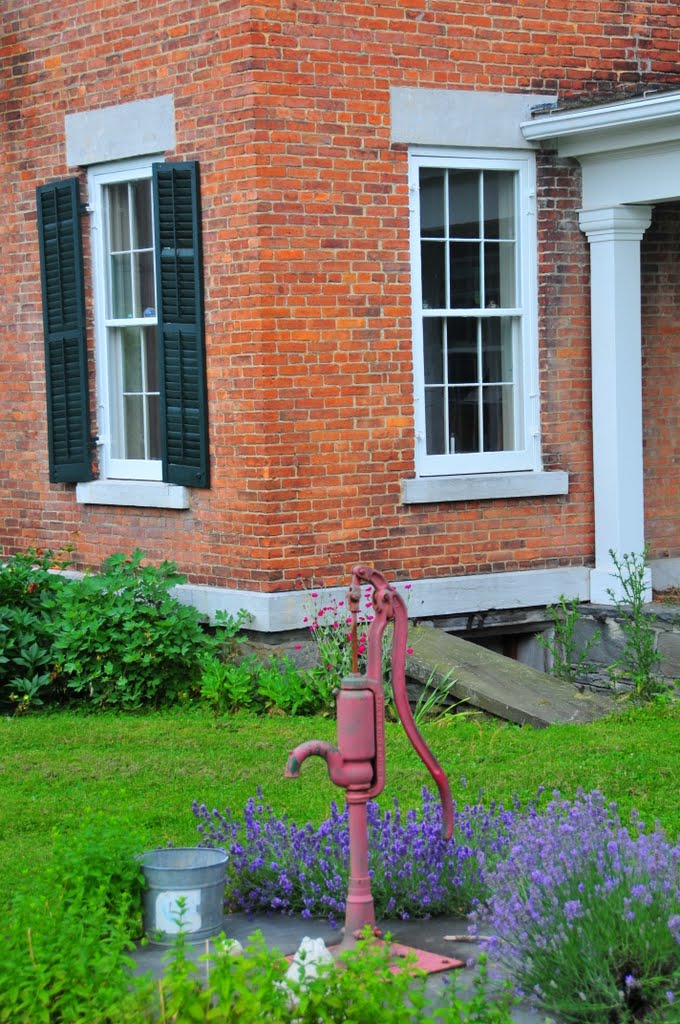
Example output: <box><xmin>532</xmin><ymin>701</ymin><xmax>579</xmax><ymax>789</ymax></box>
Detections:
<box><xmin>75</xmin><ymin>480</ymin><xmax>190</xmax><ymax>509</ymax></box>
<box><xmin>401</xmin><ymin>470</ymin><xmax>568</xmax><ymax>504</ymax></box>
<box><xmin>173</xmin><ymin>566</ymin><xmax>591</xmax><ymax>632</ymax></box>
<box><xmin>590</xmin><ymin>566</ymin><xmax>652</xmax><ymax>606</ymax></box>
<box><xmin>650</xmin><ymin>557</ymin><xmax>680</xmax><ymax>592</ymax></box>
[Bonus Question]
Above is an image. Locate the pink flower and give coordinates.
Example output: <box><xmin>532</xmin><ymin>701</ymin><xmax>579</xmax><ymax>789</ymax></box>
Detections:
<box><xmin>311</xmin><ymin>592</ymin><xmax>318</xmax><ymax>598</ymax></box>
<box><xmin>358</xmin><ymin>644</ymin><xmax>366</xmax><ymax>655</ymax></box>
<box><xmin>338</xmin><ymin>600</ymin><xmax>344</xmax><ymax>607</ymax></box>
<box><xmin>303</xmin><ymin>616</ymin><xmax>308</xmax><ymax>623</ymax></box>
<box><xmin>405</xmin><ymin>583</ymin><xmax>412</xmax><ymax>590</ymax></box>
<box><xmin>406</xmin><ymin>647</ymin><xmax>414</xmax><ymax>655</ymax></box>
<box><xmin>295</xmin><ymin>644</ymin><xmax>301</xmax><ymax>650</ymax></box>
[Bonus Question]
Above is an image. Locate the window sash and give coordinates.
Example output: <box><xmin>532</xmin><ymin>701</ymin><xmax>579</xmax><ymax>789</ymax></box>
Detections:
<box><xmin>410</xmin><ymin>149</ymin><xmax>538</xmax><ymax>477</ymax></box>
<box><xmin>90</xmin><ymin>159</ymin><xmax>163</xmax><ymax>481</ymax></box>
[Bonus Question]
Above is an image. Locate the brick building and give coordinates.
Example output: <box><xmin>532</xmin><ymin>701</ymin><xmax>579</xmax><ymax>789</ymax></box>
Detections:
<box><xmin>1</xmin><ymin>0</ymin><xmax>679</xmax><ymax>636</ymax></box>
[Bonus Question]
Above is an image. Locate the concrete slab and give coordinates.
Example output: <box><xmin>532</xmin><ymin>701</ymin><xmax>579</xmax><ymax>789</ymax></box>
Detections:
<box><xmin>131</xmin><ymin>911</ymin><xmax>556</xmax><ymax>1022</ymax></box>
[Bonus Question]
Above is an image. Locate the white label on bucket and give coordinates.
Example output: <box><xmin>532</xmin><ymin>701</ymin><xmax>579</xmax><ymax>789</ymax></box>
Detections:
<box><xmin>155</xmin><ymin>889</ymin><xmax>201</xmax><ymax>934</ymax></box>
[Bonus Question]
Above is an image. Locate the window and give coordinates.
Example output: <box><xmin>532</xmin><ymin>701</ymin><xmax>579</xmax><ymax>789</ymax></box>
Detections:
<box><xmin>36</xmin><ymin>160</ymin><xmax>210</xmax><ymax>493</ymax></box>
<box><xmin>410</xmin><ymin>149</ymin><xmax>538</xmax><ymax>477</ymax></box>
<box><xmin>91</xmin><ymin>162</ymin><xmax>162</xmax><ymax>480</ymax></box>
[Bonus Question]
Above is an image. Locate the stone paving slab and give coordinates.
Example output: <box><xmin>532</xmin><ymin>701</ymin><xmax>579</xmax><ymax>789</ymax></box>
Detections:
<box><xmin>131</xmin><ymin>911</ymin><xmax>555</xmax><ymax>1022</ymax></box>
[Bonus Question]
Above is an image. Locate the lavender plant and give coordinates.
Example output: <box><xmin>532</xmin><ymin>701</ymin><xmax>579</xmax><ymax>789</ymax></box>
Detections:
<box><xmin>193</xmin><ymin>785</ymin><xmax>518</xmax><ymax>926</ymax></box>
<box><xmin>478</xmin><ymin>788</ymin><xmax>680</xmax><ymax>1023</ymax></box>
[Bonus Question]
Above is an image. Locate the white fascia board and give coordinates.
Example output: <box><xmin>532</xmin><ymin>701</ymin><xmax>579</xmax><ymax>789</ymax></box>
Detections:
<box><xmin>173</xmin><ymin>566</ymin><xmax>591</xmax><ymax>632</ymax></box>
<box><xmin>521</xmin><ymin>90</ymin><xmax>680</xmax><ymax>156</ymax></box>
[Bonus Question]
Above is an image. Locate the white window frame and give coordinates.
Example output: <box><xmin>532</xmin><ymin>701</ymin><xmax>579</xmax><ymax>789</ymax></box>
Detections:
<box><xmin>409</xmin><ymin>147</ymin><xmax>540</xmax><ymax>478</ymax></box>
<box><xmin>88</xmin><ymin>156</ymin><xmax>164</xmax><ymax>483</ymax></box>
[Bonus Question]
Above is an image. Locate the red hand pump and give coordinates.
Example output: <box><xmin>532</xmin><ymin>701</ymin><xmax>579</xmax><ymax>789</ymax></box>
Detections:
<box><xmin>285</xmin><ymin>565</ymin><xmax>454</xmax><ymax>947</ymax></box>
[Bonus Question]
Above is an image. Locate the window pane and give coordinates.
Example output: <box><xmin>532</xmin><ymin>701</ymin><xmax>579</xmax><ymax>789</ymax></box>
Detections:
<box><xmin>450</xmin><ymin>241</ymin><xmax>480</xmax><ymax>308</ymax></box>
<box><xmin>483</xmin><ymin>171</ymin><xmax>515</xmax><ymax>240</ymax></box>
<box><xmin>419</xmin><ymin>169</ymin><xmax>445</xmax><ymax>238</ymax></box>
<box><xmin>108</xmin><ymin>184</ymin><xmax>130</xmax><ymax>251</ymax></box>
<box><xmin>147</xmin><ymin>394</ymin><xmax>161</xmax><ymax>459</ymax></box>
<box><xmin>110</xmin><ymin>253</ymin><xmax>133</xmax><ymax>318</ymax></box>
<box><xmin>447</xmin><ymin>318</ymin><xmax>478</xmax><ymax>384</ymax></box>
<box><xmin>482</xmin><ymin>319</ymin><xmax>513</xmax><ymax>383</ymax></box>
<box><xmin>121</xmin><ymin>328</ymin><xmax>143</xmax><ymax>392</ymax></box>
<box><xmin>423</xmin><ymin>318</ymin><xmax>444</xmax><ymax>384</ymax></box>
<box><xmin>132</xmin><ymin>179</ymin><xmax>153</xmax><ymax>249</ymax></box>
<box><xmin>484</xmin><ymin>242</ymin><xmax>515</xmax><ymax>307</ymax></box>
<box><xmin>483</xmin><ymin>384</ymin><xmax>515</xmax><ymax>451</ymax></box>
<box><xmin>123</xmin><ymin>395</ymin><xmax>145</xmax><ymax>459</ymax></box>
<box><xmin>145</xmin><ymin>327</ymin><xmax>159</xmax><ymax>391</ymax></box>
<box><xmin>449</xmin><ymin>170</ymin><xmax>479</xmax><ymax>239</ymax></box>
<box><xmin>136</xmin><ymin>251</ymin><xmax>156</xmax><ymax>316</ymax></box>
<box><xmin>421</xmin><ymin>241</ymin><xmax>446</xmax><ymax>309</ymax></box>
<box><xmin>449</xmin><ymin>387</ymin><xmax>479</xmax><ymax>453</ymax></box>
<box><xmin>425</xmin><ymin>387</ymin><xmax>446</xmax><ymax>454</ymax></box>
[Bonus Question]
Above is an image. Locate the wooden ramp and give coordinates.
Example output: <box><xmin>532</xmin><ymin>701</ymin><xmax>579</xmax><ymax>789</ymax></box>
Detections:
<box><xmin>406</xmin><ymin>625</ymin><xmax>614</xmax><ymax>727</ymax></box>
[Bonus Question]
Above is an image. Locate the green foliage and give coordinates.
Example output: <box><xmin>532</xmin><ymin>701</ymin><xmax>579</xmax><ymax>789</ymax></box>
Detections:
<box><xmin>0</xmin><ymin>814</ymin><xmax>152</xmax><ymax>1023</ymax></box>
<box><xmin>50</xmin><ymin>550</ymin><xmax>208</xmax><ymax>709</ymax></box>
<box><xmin>0</xmin><ymin>549</ymin><xmax>68</xmax><ymax>711</ymax></box>
<box><xmin>199</xmin><ymin>652</ymin><xmax>335</xmax><ymax>716</ymax></box>
<box><xmin>608</xmin><ymin>548</ymin><xmax>667</xmax><ymax>702</ymax></box>
<box><xmin>155</xmin><ymin>927</ymin><xmax>516</xmax><ymax>1023</ymax></box>
<box><xmin>538</xmin><ymin>594</ymin><xmax>601</xmax><ymax>684</ymax></box>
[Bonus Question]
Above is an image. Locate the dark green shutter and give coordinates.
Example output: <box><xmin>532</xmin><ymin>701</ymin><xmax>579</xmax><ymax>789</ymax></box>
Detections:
<box><xmin>36</xmin><ymin>178</ymin><xmax>93</xmax><ymax>483</ymax></box>
<box><xmin>153</xmin><ymin>161</ymin><xmax>209</xmax><ymax>488</ymax></box>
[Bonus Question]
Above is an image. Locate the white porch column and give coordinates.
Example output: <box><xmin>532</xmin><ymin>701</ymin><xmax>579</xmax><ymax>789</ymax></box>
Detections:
<box><xmin>579</xmin><ymin>205</ymin><xmax>653</xmax><ymax>604</ymax></box>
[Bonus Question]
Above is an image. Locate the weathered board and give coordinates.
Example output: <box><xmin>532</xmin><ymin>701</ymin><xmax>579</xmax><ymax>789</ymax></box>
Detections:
<box><xmin>406</xmin><ymin>626</ymin><xmax>614</xmax><ymax>727</ymax></box>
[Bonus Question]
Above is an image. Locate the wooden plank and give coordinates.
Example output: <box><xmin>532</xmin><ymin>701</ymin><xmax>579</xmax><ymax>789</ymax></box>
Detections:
<box><xmin>406</xmin><ymin>626</ymin><xmax>614</xmax><ymax>727</ymax></box>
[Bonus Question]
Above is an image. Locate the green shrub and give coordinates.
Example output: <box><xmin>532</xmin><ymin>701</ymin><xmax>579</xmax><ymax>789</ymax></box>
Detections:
<box><xmin>0</xmin><ymin>814</ymin><xmax>151</xmax><ymax>1023</ymax></box>
<box><xmin>0</xmin><ymin>548</ymin><xmax>68</xmax><ymax>711</ymax></box>
<box><xmin>49</xmin><ymin>550</ymin><xmax>229</xmax><ymax>709</ymax></box>
<box><xmin>199</xmin><ymin>652</ymin><xmax>335</xmax><ymax>716</ymax></box>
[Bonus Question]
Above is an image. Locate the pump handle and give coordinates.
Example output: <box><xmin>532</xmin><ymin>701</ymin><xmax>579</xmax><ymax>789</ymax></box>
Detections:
<box><xmin>351</xmin><ymin>566</ymin><xmax>454</xmax><ymax>840</ymax></box>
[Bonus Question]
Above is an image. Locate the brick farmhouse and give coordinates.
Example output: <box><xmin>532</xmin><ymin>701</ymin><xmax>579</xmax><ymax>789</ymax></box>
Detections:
<box><xmin>2</xmin><ymin>0</ymin><xmax>679</xmax><ymax>637</ymax></box>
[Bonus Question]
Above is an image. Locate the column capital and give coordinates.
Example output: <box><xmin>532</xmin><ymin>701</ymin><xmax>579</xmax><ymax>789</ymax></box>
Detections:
<box><xmin>579</xmin><ymin>204</ymin><xmax>653</xmax><ymax>243</ymax></box>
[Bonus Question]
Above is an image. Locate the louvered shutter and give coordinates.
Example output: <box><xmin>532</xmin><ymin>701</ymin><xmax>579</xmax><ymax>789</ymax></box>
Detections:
<box><xmin>153</xmin><ymin>162</ymin><xmax>209</xmax><ymax>488</ymax></box>
<box><xmin>36</xmin><ymin>178</ymin><xmax>93</xmax><ymax>483</ymax></box>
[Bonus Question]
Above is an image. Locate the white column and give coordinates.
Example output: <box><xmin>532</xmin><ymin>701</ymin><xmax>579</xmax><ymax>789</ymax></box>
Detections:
<box><xmin>579</xmin><ymin>205</ymin><xmax>653</xmax><ymax>604</ymax></box>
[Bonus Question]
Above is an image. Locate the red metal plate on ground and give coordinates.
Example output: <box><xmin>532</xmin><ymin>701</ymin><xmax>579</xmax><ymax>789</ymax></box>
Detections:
<box><xmin>286</xmin><ymin>940</ymin><xmax>465</xmax><ymax>975</ymax></box>
<box><xmin>384</xmin><ymin>941</ymin><xmax>465</xmax><ymax>974</ymax></box>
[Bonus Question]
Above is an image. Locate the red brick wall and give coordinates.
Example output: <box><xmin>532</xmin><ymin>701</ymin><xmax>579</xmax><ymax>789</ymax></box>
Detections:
<box><xmin>1</xmin><ymin>0</ymin><xmax>679</xmax><ymax>590</ymax></box>
<box><xmin>642</xmin><ymin>203</ymin><xmax>680</xmax><ymax>560</ymax></box>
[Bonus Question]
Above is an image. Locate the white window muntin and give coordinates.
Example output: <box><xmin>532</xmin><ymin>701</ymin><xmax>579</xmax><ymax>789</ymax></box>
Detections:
<box><xmin>89</xmin><ymin>157</ymin><xmax>163</xmax><ymax>482</ymax></box>
<box><xmin>410</xmin><ymin>148</ymin><xmax>539</xmax><ymax>476</ymax></box>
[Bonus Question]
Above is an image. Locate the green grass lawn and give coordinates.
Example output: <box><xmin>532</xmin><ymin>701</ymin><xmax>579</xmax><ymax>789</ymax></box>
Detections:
<box><xmin>1</xmin><ymin>703</ymin><xmax>678</xmax><ymax>903</ymax></box>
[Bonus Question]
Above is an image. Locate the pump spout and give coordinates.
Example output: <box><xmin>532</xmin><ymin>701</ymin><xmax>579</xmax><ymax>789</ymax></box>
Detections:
<box><xmin>285</xmin><ymin>740</ymin><xmax>339</xmax><ymax>778</ymax></box>
<box><xmin>285</xmin><ymin>739</ymin><xmax>374</xmax><ymax>788</ymax></box>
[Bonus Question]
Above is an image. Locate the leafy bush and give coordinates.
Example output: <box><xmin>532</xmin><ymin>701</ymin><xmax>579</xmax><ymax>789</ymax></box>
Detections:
<box><xmin>0</xmin><ymin>548</ymin><xmax>68</xmax><ymax>710</ymax></box>
<box><xmin>199</xmin><ymin>652</ymin><xmax>335</xmax><ymax>717</ymax></box>
<box><xmin>157</xmin><ymin>926</ymin><xmax>517</xmax><ymax>1023</ymax></box>
<box><xmin>478</xmin><ymin>789</ymin><xmax>680</xmax><ymax>1022</ymax></box>
<box><xmin>0</xmin><ymin>814</ymin><xmax>151</xmax><ymax>1023</ymax></box>
<box><xmin>49</xmin><ymin>550</ymin><xmax>213</xmax><ymax>709</ymax></box>
<box><xmin>194</xmin><ymin>786</ymin><xmax>516</xmax><ymax>925</ymax></box>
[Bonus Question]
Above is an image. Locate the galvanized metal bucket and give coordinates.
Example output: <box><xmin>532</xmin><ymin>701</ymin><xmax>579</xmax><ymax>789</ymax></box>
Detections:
<box><xmin>138</xmin><ymin>847</ymin><xmax>228</xmax><ymax>944</ymax></box>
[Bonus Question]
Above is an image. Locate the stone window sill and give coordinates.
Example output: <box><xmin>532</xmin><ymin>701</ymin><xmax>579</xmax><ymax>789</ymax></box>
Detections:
<box><xmin>75</xmin><ymin>480</ymin><xmax>190</xmax><ymax>509</ymax></box>
<box><xmin>401</xmin><ymin>471</ymin><xmax>569</xmax><ymax>504</ymax></box>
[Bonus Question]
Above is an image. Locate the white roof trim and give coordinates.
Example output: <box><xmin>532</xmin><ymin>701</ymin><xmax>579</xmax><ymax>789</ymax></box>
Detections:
<box><xmin>521</xmin><ymin>90</ymin><xmax>680</xmax><ymax>156</ymax></box>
